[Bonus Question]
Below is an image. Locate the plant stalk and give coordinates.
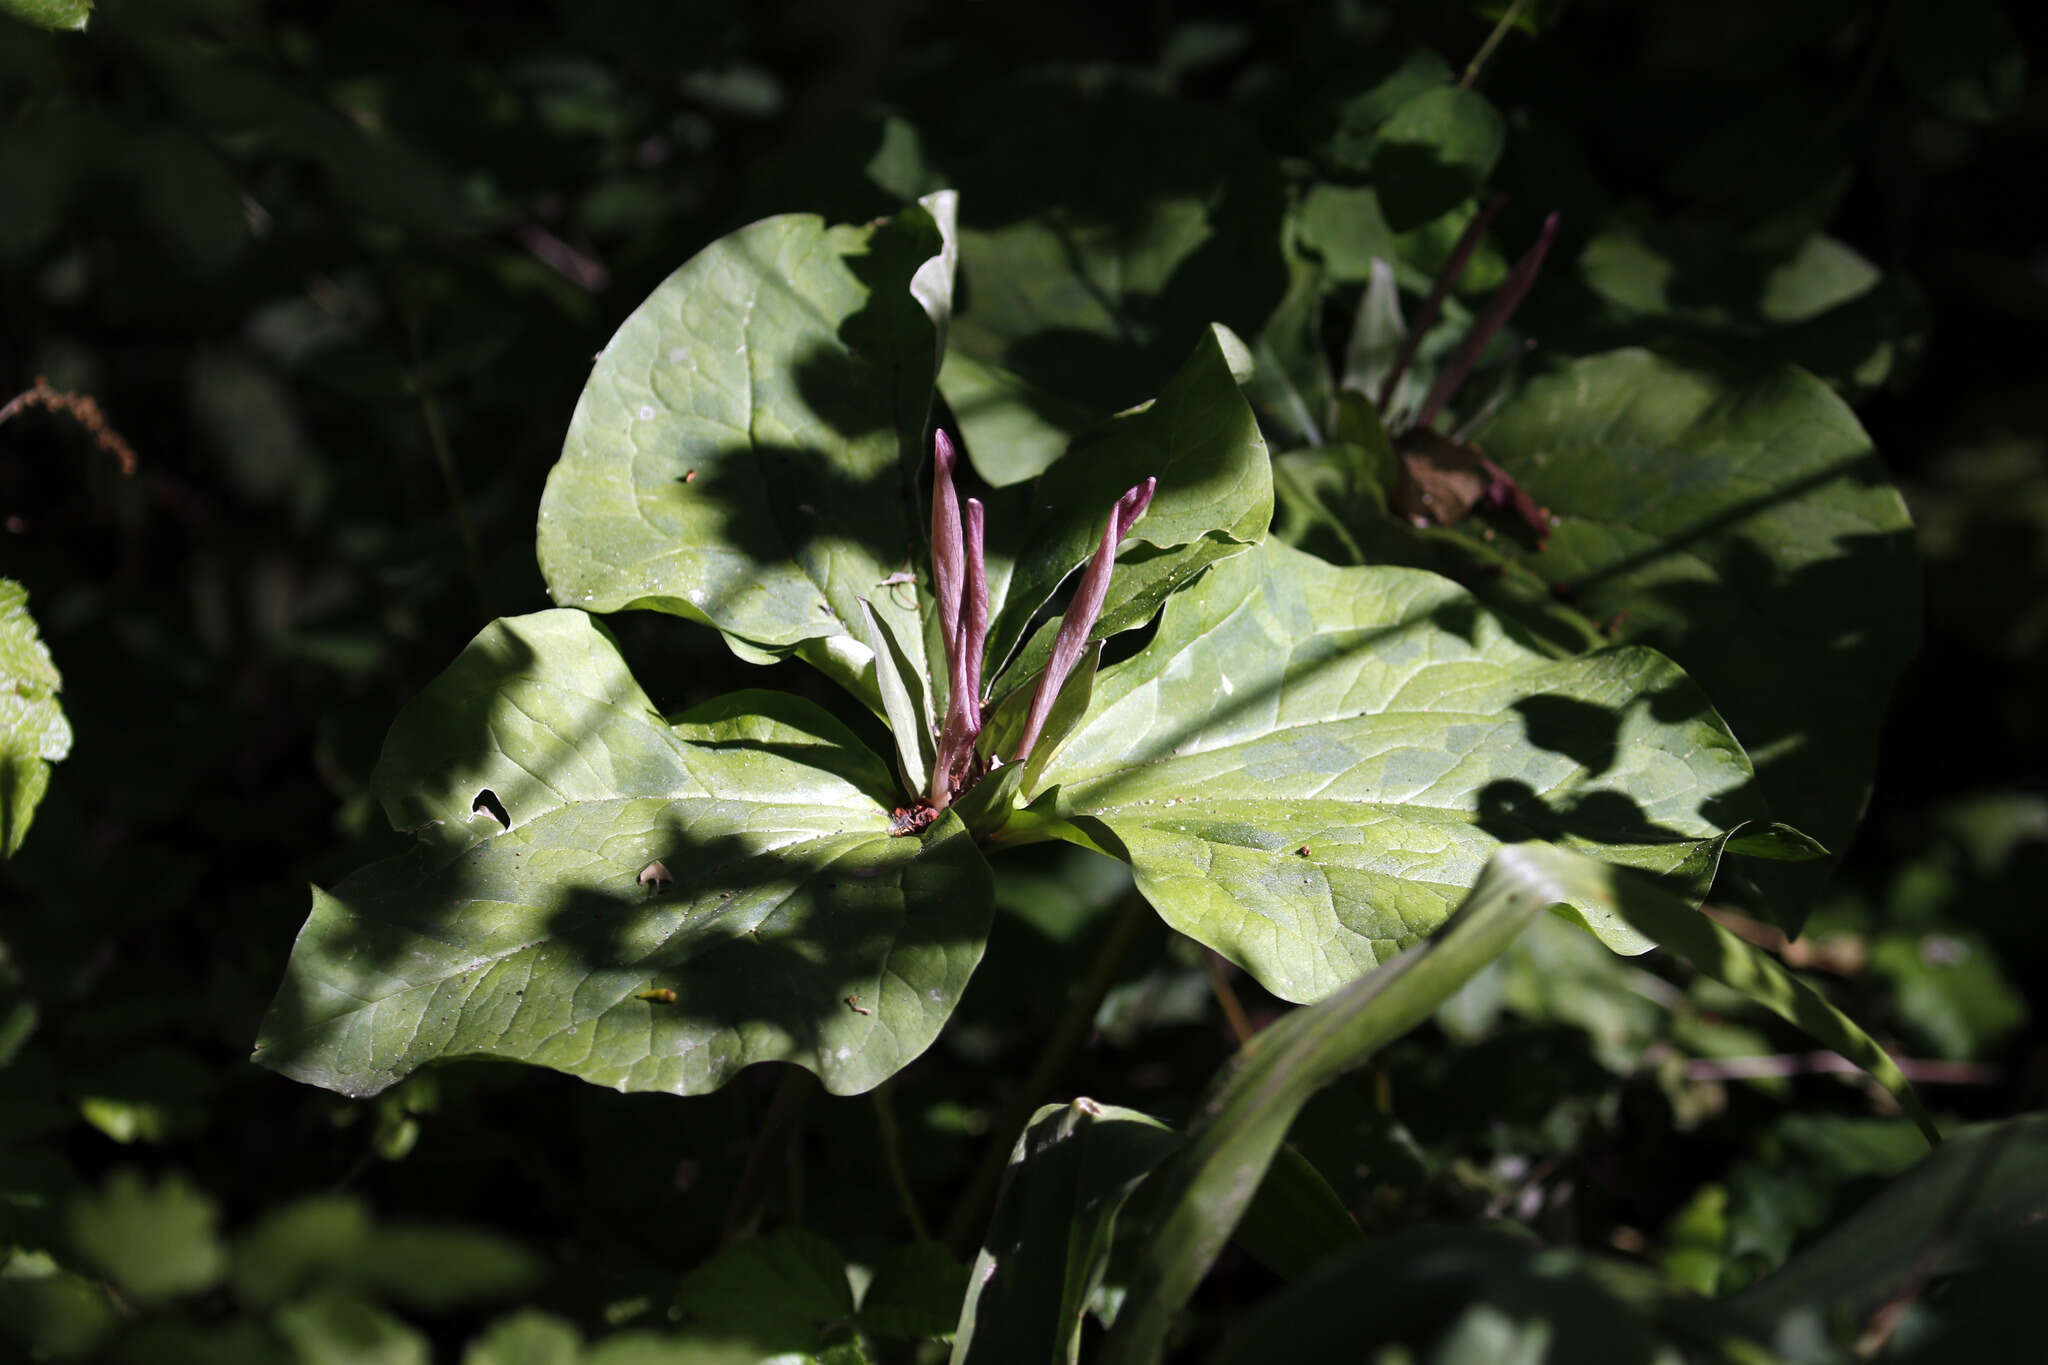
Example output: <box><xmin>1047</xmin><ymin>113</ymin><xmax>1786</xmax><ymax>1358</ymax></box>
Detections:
<box><xmin>943</xmin><ymin>892</ymin><xmax>1152</xmax><ymax>1255</ymax></box>
<box><xmin>873</xmin><ymin>1079</ymin><xmax>931</xmax><ymax>1242</ymax></box>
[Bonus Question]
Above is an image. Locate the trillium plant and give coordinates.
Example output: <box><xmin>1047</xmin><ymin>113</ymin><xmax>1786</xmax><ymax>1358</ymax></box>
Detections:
<box><xmin>254</xmin><ymin>190</ymin><xmax>1924</xmax><ymax>1157</ymax></box>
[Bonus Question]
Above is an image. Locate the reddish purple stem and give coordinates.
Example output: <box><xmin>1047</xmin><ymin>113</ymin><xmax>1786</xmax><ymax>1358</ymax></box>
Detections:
<box><xmin>1406</xmin><ymin>211</ymin><xmax>1559</xmax><ymax>436</ymax></box>
<box><xmin>1012</xmin><ymin>478</ymin><xmax>1156</xmax><ymax>765</ymax></box>
<box><xmin>963</xmin><ymin>498</ymin><xmax>988</xmax><ymax>710</ymax></box>
<box><xmin>1378</xmin><ymin>195</ymin><xmax>1507</xmax><ymax>414</ymax></box>
<box><xmin>931</xmin><ymin>430</ymin><xmax>965</xmax><ymax>658</ymax></box>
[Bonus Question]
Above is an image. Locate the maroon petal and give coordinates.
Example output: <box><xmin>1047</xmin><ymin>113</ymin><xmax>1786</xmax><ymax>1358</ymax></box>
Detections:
<box><xmin>1012</xmin><ymin>478</ymin><xmax>1156</xmax><ymax>764</ymax></box>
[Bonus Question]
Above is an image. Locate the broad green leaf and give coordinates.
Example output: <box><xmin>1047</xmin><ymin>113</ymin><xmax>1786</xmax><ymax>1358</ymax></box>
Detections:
<box><xmin>537</xmin><ymin>197</ymin><xmax>956</xmax><ymax>712</ymax></box>
<box><xmin>1323</xmin><ymin>47</ymin><xmax>1456</xmax><ymax>174</ymax></box>
<box><xmin>274</xmin><ymin>1291</ymin><xmax>430</xmax><ymax>1365</ymax></box>
<box><xmin>256</xmin><ymin>611</ymin><xmax>992</xmax><ymax>1099</ymax></box>
<box><xmin>1244</xmin><ymin>233</ymin><xmax>1334</xmax><ymax>448</ymax></box>
<box><xmin>233</xmin><ymin>1193</ymin><xmax>538</xmax><ymax>1311</ymax></box>
<box><xmin>932</xmin><ymin>350</ymin><xmax>1095</xmax><ymax>487</ymax></box>
<box><xmin>581</xmin><ymin>1332</ymin><xmax>804</xmax><ymax>1365</ymax></box>
<box><xmin>66</xmin><ymin>1168</ymin><xmax>225</xmax><ymax>1305</ymax></box>
<box><xmin>950</xmin><ymin>1100</ymin><xmax>1181</xmax><ymax>1365</ymax></box>
<box><xmin>1733</xmin><ymin>1114</ymin><xmax>2048</xmax><ymax>1332</ymax></box>
<box><xmin>1576</xmin><ymin>228</ymin><xmax>1921</xmax><ymax>394</ymax></box>
<box><xmin>1293</xmin><ymin>185</ymin><xmax>1509</xmax><ymax>292</ymax></box>
<box><xmin>858</xmin><ymin>597</ymin><xmax>935</xmax><ymax>798</ymax></box>
<box><xmin>934</xmin><ymin>83</ymin><xmax>1286</xmax><ymax>483</ymax></box>
<box><xmin>0</xmin><ymin>579</ymin><xmax>72</xmax><ymax>858</ymax></box>
<box><xmin>0</xmin><ymin>1252</ymin><xmax>121</xmax><ymax>1361</ymax></box>
<box><xmin>1226</xmin><ymin>1146</ymin><xmax>1363</xmax><ymax>1283</ymax></box>
<box><xmin>1035</xmin><ymin>540</ymin><xmax>1790</xmax><ymax>1003</ymax></box>
<box><xmin>984</xmin><ymin>326</ymin><xmax>1272</xmax><ymax>699</ymax></box>
<box><xmin>1101</xmin><ymin>842</ymin><xmax>1559</xmax><ymax>1365</ymax></box>
<box><xmin>1340</xmin><ymin>259</ymin><xmax>1406</xmax><ymax>403</ymax></box>
<box><xmin>233</xmin><ymin>1195</ymin><xmax>375</xmax><ymax>1306</ymax></box>
<box><xmin>860</xmin><ymin>1241</ymin><xmax>970</xmax><ymax>1341</ymax></box>
<box><xmin>463</xmin><ymin>1311</ymin><xmax>583</xmax><ymax>1365</ymax></box>
<box><xmin>676</xmin><ymin>1228</ymin><xmax>854</xmax><ymax>1354</ymax></box>
<box><xmin>0</xmin><ymin>0</ymin><xmax>89</xmax><ymax>32</ymax></box>
<box><xmin>1205</xmin><ymin>1225</ymin><xmax>1771</xmax><ymax>1365</ymax></box>
<box><xmin>1472</xmin><ymin>350</ymin><xmax>1919</xmax><ymax>929</ymax></box>
<box><xmin>1367</xmin><ymin>87</ymin><xmax>1505</xmax><ymax>232</ymax></box>
<box><xmin>947</xmin><ymin>1101</ymin><xmax>1356</xmax><ymax>1363</ymax></box>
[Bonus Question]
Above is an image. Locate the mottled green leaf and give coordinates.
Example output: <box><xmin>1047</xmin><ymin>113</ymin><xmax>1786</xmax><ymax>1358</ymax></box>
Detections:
<box><xmin>1204</xmin><ymin>1225</ymin><xmax>1766</xmax><ymax>1365</ymax></box>
<box><xmin>0</xmin><ymin>0</ymin><xmax>89</xmax><ymax>32</ymax></box>
<box><xmin>950</xmin><ymin>1101</ymin><xmax>1180</xmax><ymax>1365</ymax></box>
<box><xmin>537</xmin><ymin>197</ymin><xmax>956</xmax><ymax>712</ymax></box>
<box><xmin>1035</xmin><ymin>540</ymin><xmax>1791</xmax><ymax>1002</ymax></box>
<box><xmin>274</xmin><ymin>1292</ymin><xmax>429</xmax><ymax>1365</ymax></box>
<box><xmin>1366</xmin><ymin>87</ymin><xmax>1505</xmax><ymax>232</ymax></box>
<box><xmin>1734</xmin><ymin>1114</ymin><xmax>2048</xmax><ymax>1332</ymax></box>
<box><xmin>232</xmin><ymin>1193</ymin><xmax>538</xmax><ymax>1311</ymax></box>
<box><xmin>1577</xmin><ymin>228</ymin><xmax>1920</xmax><ymax>394</ymax></box>
<box><xmin>255</xmin><ymin>611</ymin><xmax>991</xmax><ymax>1099</ymax></box>
<box><xmin>860</xmin><ymin>1241</ymin><xmax>970</xmax><ymax>1341</ymax></box>
<box><xmin>1472</xmin><ymin>350</ymin><xmax>1918</xmax><ymax>929</ymax></box>
<box><xmin>1102</xmin><ymin>842</ymin><xmax>1559</xmax><ymax>1364</ymax></box>
<box><xmin>463</xmin><ymin>1311</ymin><xmax>583</xmax><ymax>1365</ymax></box>
<box><xmin>66</xmin><ymin>1168</ymin><xmax>224</xmax><ymax>1305</ymax></box>
<box><xmin>677</xmin><ymin>1228</ymin><xmax>854</xmax><ymax>1354</ymax></box>
<box><xmin>0</xmin><ymin>1251</ymin><xmax>121</xmax><ymax>1360</ymax></box>
<box><xmin>1227</xmin><ymin>1146</ymin><xmax>1363</xmax><ymax>1283</ymax></box>
<box><xmin>0</xmin><ymin>579</ymin><xmax>72</xmax><ymax>858</ymax></box>
<box><xmin>984</xmin><ymin>326</ymin><xmax>1272</xmax><ymax>703</ymax></box>
<box><xmin>1323</xmin><ymin>48</ymin><xmax>1456</xmax><ymax>174</ymax></box>
<box><xmin>934</xmin><ymin>84</ymin><xmax>1286</xmax><ymax>484</ymax></box>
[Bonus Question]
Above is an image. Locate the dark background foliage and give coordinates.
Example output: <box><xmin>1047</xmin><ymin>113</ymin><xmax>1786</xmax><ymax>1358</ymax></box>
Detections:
<box><xmin>2</xmin><ymin>0</ymin><xmax>2043</xmax><ymax>1358</ymax></box>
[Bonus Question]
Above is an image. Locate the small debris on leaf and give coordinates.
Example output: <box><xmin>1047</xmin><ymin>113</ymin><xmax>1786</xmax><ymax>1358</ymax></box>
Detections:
<box><xmin>635</xmin><ymin>987</ymin><xmax>677</xmax><ymax>1004</ymax></box>
<box><xmin>1392</xmin><ymin>430</ymin><xmax>1553</xmax><ymax>550</ymax></box>
<box><xmin>889</xmin><ymin>802</ymin><xmax>939</xmax><ymax>837</ymax></box>
<box><xmin>845</xmin><ymin>994</ymin><xmax>871</xmax><ymax>1016</ymax></box>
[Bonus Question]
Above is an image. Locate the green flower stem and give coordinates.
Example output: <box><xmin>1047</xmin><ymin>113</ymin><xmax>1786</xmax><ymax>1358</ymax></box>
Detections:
<box><xmin>397</xmin><ymin>293</ymin><xmax>489</xmax><ymax>615</ymax></box>
<box><xmin>873</xmin><ymin>1080</ymin><xmax>930</xmax><ymax>1243</ymax></box>
<box><xmin>719</xmin><ymin>1065</ymin><xmax>817</xmax><ymax>1248</ymax></box>
<box><xmin>944</xmin><ymin>892</ymin><xmax>1153</xmax><ymax>1255</ymax></box>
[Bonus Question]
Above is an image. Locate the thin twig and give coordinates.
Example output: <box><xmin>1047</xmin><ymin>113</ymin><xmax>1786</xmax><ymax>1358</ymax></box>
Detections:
<box><xmin>719</xmin><ymin>1065</ymin><xmax>817</xmax><ymax>1248</ymax></box>
<box><xmin>0</xmin><ymin>376</ymin><xmax>139</xmax><ymax>475</ymax></box>
<box><xmin>1205</xmin><ymin>949</ymin><xmax>1256</xmax><ymax>1047</ymax></box>
<box><xmin>394</xmin><ymin>292</ymin><xmax>491</xmax><ymax>615</ymax></box>
<box><xmin>1682</xmin><ymin>1052</ymin><xmax>1999</xmax><ymax>1086</ymax></box>
<box><xmin>1460</xmin><ymin>0</ymin><xmax>1530</xmax><ymax>90</ymax></box>
<box><xmin>944</xmin><ymin>893</ymin><xmax>1152</xmax><ymax>1255</ymax></box>
<box><xmin>872</xmin><ymin>1080</ymin><xmax>930</xmax><ymax>1242</ymax></box>
<box><xmin>1857</xmin><ymin>1122</ymin><xmax>2017</xmax><ymax>1356</ymax></box>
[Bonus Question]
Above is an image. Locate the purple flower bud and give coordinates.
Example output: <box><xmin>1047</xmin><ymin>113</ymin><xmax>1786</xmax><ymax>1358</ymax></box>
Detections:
<box><xmin>1407</xmin><ymin>211</ymin><xmax>1559</xmax><ymax>436</ymax></box>
<box><xmin>1012</xmin><ymin>477</ymin><xmax>1156</xmax><ymax>765</ymax></box>
<box><xmin>930</xmin><ymin>429</ymin><xmax>964</xmax><ymax>659</ymax></box>
<box><xmin>1379</xmin><ymin>195</ymin><xmax>1507</xmax><ymax>414</ymax></box>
